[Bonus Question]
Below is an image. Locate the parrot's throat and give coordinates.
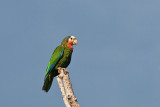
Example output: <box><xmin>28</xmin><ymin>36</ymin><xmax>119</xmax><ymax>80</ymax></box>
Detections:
<box><xmin>67</xmin><ymin>42</ymin><xmax>73</xmax><ymax>51</ymax></box>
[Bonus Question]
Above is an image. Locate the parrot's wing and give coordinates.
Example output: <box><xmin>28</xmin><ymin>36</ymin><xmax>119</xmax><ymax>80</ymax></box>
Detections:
<box><xmin>45</xmin><ymin>45</ymin><xmax>64</xmax><ymax>79</ymax></box>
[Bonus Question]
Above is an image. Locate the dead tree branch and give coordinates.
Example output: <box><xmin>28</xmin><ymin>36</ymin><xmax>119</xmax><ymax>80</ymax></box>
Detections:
<box><xmin>56</xmin><ymin>68</ymin><xmax>80</xmax><ymax>107</ymax></box>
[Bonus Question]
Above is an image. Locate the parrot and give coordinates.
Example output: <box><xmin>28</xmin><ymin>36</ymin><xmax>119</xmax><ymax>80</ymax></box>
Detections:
<box><xmin>42</xmin><ymin>36</ymin><xmax>78</xmax><ymax>92</ymax></box>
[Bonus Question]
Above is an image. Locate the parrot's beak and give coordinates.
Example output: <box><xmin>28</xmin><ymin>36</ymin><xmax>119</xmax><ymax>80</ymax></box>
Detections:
<box><xmin>73</xmin><ymin>39</ymin><xmax>78</xmax><ymax>45</ymax></box>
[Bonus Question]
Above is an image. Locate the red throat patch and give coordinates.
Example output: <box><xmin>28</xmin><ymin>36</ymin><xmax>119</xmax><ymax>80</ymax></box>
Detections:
<box><xmin>67</xmin><ymin>41</ymin><xmax>73</xmax><ymax>51</ymax></box>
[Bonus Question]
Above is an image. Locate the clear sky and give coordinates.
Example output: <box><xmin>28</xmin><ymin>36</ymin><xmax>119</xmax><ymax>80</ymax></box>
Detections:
<box><xmin>0</xmin><ymin>0</ymin><xmax>160</xmax><ymax>107</ymax></box>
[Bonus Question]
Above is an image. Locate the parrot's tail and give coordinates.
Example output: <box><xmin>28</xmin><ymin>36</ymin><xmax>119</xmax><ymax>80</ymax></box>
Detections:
<box><xmin>42</xmin><ymin>73</ymin><xmax>54</xmax><ymax>92</ymax></box>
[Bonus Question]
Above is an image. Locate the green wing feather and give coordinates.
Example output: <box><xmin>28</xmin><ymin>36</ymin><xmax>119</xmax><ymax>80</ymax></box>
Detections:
<box><xmin>45</xmin><ymin>46</ymin><xmax>64</xmax><ymax>77</ymax></box>
<box><xmin>42</xmin><ymin>45</ymin><xmax>64</xmax><ymax>92</ymax></box>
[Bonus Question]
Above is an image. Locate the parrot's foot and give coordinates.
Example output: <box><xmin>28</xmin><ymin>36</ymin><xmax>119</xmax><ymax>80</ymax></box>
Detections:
<box><xmin>57</xmin><ymin>67</ymin><xmax>62</xmax><ymax>73</ymax></box>
<box><xmin>57</xmin><ymin>67</ymin><xmax>69</xmax><ymax>75</ymax></box>
<box><xmin>64</xmin><ymin>70</ymin><xmax>69</xmax><ymax>75</ymax></box>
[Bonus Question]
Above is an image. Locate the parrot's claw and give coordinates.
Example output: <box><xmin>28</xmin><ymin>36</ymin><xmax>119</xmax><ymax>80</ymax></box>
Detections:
<box><xmin>57</xmin><ymin>67</ymin><xmax>62</xmax><ymax>73</ymax></box>
<box><xmin>58</xmin><ymin>70</ymin><xmax>61</xmax><ymax>73</ymax></box>
<box><xmin>64</xmin><ymin>70</ymin><xmax>69</xmax><ymax>75</ymax></box>
<box><xmin>57</xmin><ymin>67</ymin><xmax>68</xmax><ymax>74</ymax></box>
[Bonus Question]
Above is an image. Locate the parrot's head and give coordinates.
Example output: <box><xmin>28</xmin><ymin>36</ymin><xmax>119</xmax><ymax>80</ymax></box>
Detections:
<box><xmin>61</xmin><ymin>36</ymin><xmax>78</xmax><ymax>49</ymax></box>
<box><xmin>67</xmin><ymin>36</ymin><xmax>78</xmax><ymax>45</ymax></box>
<box><xmin>62</xmin><ymin>36</ymin><xmax>77</xmax><ymax>50</ymax></box>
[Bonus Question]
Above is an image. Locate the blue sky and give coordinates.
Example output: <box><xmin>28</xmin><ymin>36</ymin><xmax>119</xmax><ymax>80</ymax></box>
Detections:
<box><xmin>0</xmin><ymin>0</ymin><xmax>160</xmax><ymax>107</ymax></box>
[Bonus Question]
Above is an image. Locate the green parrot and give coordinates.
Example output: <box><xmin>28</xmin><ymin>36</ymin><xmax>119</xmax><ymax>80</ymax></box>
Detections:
<box><xmin>42</xmin><ymin>36</ymin><xmax>78</xmax><ymax>92</ymax></box>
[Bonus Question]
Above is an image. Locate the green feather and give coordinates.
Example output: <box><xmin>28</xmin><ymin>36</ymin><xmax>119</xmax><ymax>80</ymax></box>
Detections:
<box><xmin>42</xmin><ymin>36</ymin><xmax>74</xmax><ymax>92</ymax></box>
<box><xmin>45</xmin><ymin>46</ymin><xmax>64</xmax><ymax>77</ymax></box>
<box><xmin>42</xmin><ymin>46</ymin><xmax>64</xmax><ymax>92</ymax></box>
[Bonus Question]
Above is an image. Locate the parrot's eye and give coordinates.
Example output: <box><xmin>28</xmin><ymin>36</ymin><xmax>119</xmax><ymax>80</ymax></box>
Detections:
<box><xmin>70</xmin><ymin>38</ymin><xmax>72</xmax><ymax>40</ymax></box>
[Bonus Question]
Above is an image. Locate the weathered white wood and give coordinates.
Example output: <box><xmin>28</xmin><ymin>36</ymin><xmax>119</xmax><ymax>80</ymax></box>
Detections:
<box><xmin>56</xmin><ymin>74</ymin><xmax>71</xmax><ymax>107</ymax></box>
<box><xmin>56</xmin><ymin>68</ymin><xmax>80</xmax><ymax>107</ymax></box>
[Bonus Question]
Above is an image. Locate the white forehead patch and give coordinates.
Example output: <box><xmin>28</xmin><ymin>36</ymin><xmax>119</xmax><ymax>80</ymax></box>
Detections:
<box><xmin>70</xmin><ymin>36</ymin><xmax>76</xmax><ymax>39</ymax></box>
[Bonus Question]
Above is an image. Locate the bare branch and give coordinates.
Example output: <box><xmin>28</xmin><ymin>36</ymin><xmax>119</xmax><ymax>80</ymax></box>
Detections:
<box><xmin>56</xmin><ymin>68</ymin><xmax>80</xmax><ymax>107</ymax></box>
<box><xmin>56</xmin><ymin>75</ymin><xmax>71</xmax><ymax>107</ymax></box>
